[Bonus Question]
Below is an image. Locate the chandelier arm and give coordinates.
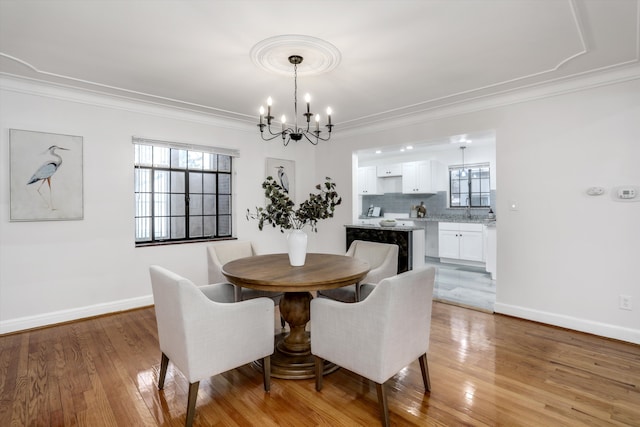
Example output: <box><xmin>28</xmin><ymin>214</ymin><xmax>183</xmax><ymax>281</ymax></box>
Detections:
<box><xmin>265</xmin><ymin>124</ymin><xmax>291</xmax><ymax>137</ymax></box>
<box><xmin>310</xmin><ymin>131</ymin><xmax>332</xmax><ymax>142</ymax></box>
<box><xmin>301</xmin><ymin>132</ymin><xmax>320</xmax><ymax>145</ymax></box>
<box><xmin>259</xmin><ymin>131</ymin><xmax>285</xmax><ymax>142</ymax></box>
<box><xmin>259</xmin><ymin>123</ymin><xmax>296</xmax><ymax>141</ymax></box>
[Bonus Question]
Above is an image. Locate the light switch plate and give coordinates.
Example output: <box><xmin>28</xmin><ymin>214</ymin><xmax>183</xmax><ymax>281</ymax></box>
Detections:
<box><xmin>586</xmin><ymin>186</ymin><xmax>605</xmax><ymax>196</ymax></box>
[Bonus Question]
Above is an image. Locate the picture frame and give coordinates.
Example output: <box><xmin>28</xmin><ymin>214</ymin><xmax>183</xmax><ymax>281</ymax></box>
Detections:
<box><xmin>9</xmin><ymin>129</ymin><xmax>84</xmax><ymax>221</ymax></box>
<box><xmin>265</xmin><ymin>157</ymin><xmax>295</xmax><ymax>202</ymax></box>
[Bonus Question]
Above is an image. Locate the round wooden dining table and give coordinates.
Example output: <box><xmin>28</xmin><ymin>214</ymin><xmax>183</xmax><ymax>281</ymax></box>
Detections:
<box><xmin>222</xmin><ymin>253</ymin><xmax>370</xmax><ymax>379</ymax></box>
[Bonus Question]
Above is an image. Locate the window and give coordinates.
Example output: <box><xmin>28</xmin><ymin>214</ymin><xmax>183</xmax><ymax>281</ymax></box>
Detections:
<box><xmin>134</xmin><ymin>138</ymin><xmax>237</xmax><ymax>245</ymax></box>
<box><xmin>449</xmin><ymin>163</ymin><xmax>491</xmax><ymax>208</ymax></box>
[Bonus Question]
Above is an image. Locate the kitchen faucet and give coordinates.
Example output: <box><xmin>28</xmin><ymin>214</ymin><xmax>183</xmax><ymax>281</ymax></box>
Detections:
<box><xmin>465</xmin><ymin>197</ymin><xmax>472</xmax><ymax>219</ymax></box>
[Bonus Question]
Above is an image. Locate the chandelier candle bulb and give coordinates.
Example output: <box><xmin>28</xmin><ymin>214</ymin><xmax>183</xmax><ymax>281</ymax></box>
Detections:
<box><xmin>259</xmin><ymin>106</ymin><xmax>264</xmax><ymax>124</ymax></box>
<box><xmin>327</xmin><ymin>107</ymin><xmax>332</xmax><ymax>125</ymax></box>
<box><xmin>315</xmin><ymin>114</ymin><xmax>320</xmax><ymax>131</ymax></box>
<box><xmin>281</xmin><ymin>115</ymin><xmax>286</xmax><ymax>132</ymax></box>
<box><xmin>305</xmin><ymin>93</ymin><xmax>311</xmax><ymax>113</ymax></box>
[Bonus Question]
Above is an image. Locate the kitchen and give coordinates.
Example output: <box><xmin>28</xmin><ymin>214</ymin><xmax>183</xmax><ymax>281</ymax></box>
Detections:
<box><xmin>349</xmin><ymin>131</ymin><xmax>497</xmax><ymax>311</ymax></box>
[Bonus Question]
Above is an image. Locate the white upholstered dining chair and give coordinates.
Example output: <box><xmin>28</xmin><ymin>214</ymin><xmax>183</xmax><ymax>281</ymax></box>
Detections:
<box><xmin>207</xmin><ymin>240</ymin><xmax>284</xmax><ymax>303</ymax></box>
<box><xmin>310</xmin><ymin>267</ymin><xmax>436</xmax><ymax>427</ymax></box>
<box><xmin>150</xmin><ymin>265</ymin><xmax>274</xmax><ymax>427</ymax></box>
<box><xmin>317</xmin><ymin>240</ymin><xmax>399</xmax><ymax>302</ymax></box>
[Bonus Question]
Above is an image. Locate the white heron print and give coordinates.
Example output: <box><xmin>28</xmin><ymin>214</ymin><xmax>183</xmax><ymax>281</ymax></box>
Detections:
<box><xmin>27</xmin><ymin>145</ymin><xmax>69</xmax><ymax>210</ymax></box>
<box><xmin>10</xmin><ymin>129</ymin><xmax>84</xmax><ymax>221</ymax></box>
<box><xmin>276</xmin><ymin>165</ymin><xmax>290</xmax><ymax>193</ymax></box>
<box><xmin>265</xmin><ymin>158</ymin><xmax>295</xmax><ymax>202</ymax></box>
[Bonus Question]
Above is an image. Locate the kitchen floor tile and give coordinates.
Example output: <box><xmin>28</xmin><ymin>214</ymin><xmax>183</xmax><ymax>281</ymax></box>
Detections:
<box><xmin>424</xmin><ymin>257</ymin><xmax>496</xmax><ymax>312</ymax></box>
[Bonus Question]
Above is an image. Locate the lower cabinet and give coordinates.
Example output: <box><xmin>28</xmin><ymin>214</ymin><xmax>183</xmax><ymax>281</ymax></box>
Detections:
<box><xmin>438</xmin><ymin>222</ymin><xmax>484</xmax><ymax>263</ymax></box>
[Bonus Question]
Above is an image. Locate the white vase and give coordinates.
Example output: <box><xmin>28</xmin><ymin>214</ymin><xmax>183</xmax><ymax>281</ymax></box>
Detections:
<box><xmin>287</xmin><ymin>229</ymin><xmax>308</xmax><ymax>266</ymax></box>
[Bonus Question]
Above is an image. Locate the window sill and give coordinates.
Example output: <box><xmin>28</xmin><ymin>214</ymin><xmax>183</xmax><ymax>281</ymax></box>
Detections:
<box><xmin>135</xmin><ymin>237</ymin><xmax>236</xmax><ymax>248</ymax></box>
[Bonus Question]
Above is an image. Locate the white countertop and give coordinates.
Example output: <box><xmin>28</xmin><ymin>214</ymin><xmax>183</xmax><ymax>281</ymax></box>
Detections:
<box><xmin>345</xmin><ymin>224</ymin><xmax>424</xmax><ymax>231</ymax></box>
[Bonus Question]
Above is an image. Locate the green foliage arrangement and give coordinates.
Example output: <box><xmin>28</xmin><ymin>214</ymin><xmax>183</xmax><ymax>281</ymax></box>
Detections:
<box><xmin>247</xmin><ymin>176</ymin><xmax>342</xmax><ymax>233</ymax></box>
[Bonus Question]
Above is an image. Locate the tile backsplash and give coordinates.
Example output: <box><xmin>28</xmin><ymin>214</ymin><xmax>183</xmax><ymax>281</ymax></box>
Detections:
<box><xmin>362</xmin><ymin>190</ymin><xmax>496</xmax><ymax>219</ymax></box>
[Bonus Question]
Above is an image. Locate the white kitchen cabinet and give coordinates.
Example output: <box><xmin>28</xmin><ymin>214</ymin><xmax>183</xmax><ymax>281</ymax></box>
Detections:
<box><xmin>438</xmin><ymin>228</ymin><xmax>461</xmax><ymax>259</ymax></box>
<box><xmin>358</xmin><ymin>166</ymin><xmax>380</xmax><ymax>195</ymax></box>
<box><xmin>438</xmin><ymin>222</ymin><xmax>484</xmax><ymax>263</ymax></box>
<box><xmin>425</xmin><ymin>222</ymin><xmax>440</xmax><ymax>258</ymax></box>
<box><xmin>485</xmin><ymin>224</ymin><xmax>496</xmax><ymax>279</ymax></box>
<box><xmin>401</xmin><ymin>161</ymin><xmax>443</xmax><ymax>194</ymax></box>
<box><xmin>376</xmin><ymin>163</ymin><xmax>402</xmax><ymax>177</ymax></box>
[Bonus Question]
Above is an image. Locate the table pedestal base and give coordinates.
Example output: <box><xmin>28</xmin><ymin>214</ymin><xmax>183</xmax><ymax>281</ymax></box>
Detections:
<box><xmin>252</xmin><ymin>332</ymin><xmax>339</xmax><ymax>379</ymax></box>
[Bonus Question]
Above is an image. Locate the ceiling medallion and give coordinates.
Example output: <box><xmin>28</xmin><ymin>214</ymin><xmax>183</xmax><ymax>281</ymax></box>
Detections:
<box><xmin>250</xmin><ymin>35</ymin><xmax>341</xmax><ymax>76</ymax></box>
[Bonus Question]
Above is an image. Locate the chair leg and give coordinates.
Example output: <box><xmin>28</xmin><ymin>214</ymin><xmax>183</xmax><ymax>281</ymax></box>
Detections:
<box><xmin>376</xmin><ymin>382</ymin><xmax>390</xmax><ymax>427</ymax></box>
<box><xmin>418</xmin><ymin>353</ymin><xmax>431</xmax><ymax>392</ymax></box>
<box><xmin>315</xmin><ymin>356</ymin><xmax>324</xmax><ymax>391</ymax></box>
<box><xmin>185</xmin><ymin>381</ymin><xmax>199</xmax><ymax>427</ymax></box>
<box><xmin>158</xmin><ymin>352</ymin><xmax>169</xmax><ymax>389</ymax></box>
<box><xmin>263</xmin><ymin>355</ymin><xmax>271</xmax><ymax>392</ymax></box>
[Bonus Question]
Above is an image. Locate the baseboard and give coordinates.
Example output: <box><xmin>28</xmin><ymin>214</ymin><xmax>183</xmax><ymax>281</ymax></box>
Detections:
<box><xmin>0</xmin><ymin>295</ymin><xmax>154</xmax><ymax>335</ymax></box>
<box><xmin>438</xmin><ymin>257</ymin><xmax>486</xmax><ymax>269</ymax></box>
<box><xmin>434</xmin><ymin>298</ymin><xmax>494</xmax><ymax>314</ymax></box>
<box><xmin>494</xmin><ymin>302</ymin><xmax>640</xmax><ymax>345</ymax></box>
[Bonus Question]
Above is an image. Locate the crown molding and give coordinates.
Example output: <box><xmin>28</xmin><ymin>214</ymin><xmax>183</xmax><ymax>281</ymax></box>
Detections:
<box><xmin>338</xmin><ymin>62</ymin><xmax>640</xmax><ymax>137</ymax></box>
<box><xmin>0</xmin><ymin>72</ymin><xmax>257</xmax><ymax>132</ymax></box>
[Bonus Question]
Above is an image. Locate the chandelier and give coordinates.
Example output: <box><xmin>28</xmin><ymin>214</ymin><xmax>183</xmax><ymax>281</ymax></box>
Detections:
<box><xmin>258</xmin><ymin>55</ymin><xmax>333</xmax><ymax>145</ymax></box>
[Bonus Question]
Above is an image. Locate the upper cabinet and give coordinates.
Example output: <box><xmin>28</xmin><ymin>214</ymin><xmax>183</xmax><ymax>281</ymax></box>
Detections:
<box><xmin>358</xmin><ymin>160</ymin><xmax>445</xmax><ymax>195</ymax></box>
<box><xmin>376</xmin><ymin>164</ymin><xmax>402</xmax><ymax>177</ymax></box>
<box><xmin>358</xmin><ymin>166</ymin><xmax>380</xmax><ymax>195</ymax></box>
<box><xmin>401</xmin><ymin>161</ymin><xmax>444</xmax><ymax>194</ymax></box>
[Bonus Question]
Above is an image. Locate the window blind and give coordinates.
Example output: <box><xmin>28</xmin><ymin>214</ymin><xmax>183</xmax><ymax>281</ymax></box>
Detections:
<box><xmin>132</xmin><ymin>136</ymin><xmax>239</xmax><ymax>158</ymax></box>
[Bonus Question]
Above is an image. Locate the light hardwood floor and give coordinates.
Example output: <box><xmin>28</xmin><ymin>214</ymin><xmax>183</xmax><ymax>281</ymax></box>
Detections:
<box><xmin>1</xmin><ymin>302</ymin><xmax>638</xmax><ymax>426</ymax></box>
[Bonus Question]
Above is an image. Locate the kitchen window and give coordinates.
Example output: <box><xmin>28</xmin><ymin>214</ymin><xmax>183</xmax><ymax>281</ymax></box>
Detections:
<box><xmin>449</xmin><ymin>163</ymin><xmax>491</xmax><ymax>208</ymax></box>
<box><xmin>133</xmin><ymin>138</ymin><xmax>238</xmax><ymax>246</ymax></box>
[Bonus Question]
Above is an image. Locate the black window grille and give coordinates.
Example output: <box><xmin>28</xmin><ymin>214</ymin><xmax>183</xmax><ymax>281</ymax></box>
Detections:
<box><xmin>134</xmin><ymin>142</ymin><xmax>233</xmax><ymax>245</ymax></box>
<box><xmin>449</xmin><ymin>164</ymin><xmax>491</xmax><ymax>208</ymax></box>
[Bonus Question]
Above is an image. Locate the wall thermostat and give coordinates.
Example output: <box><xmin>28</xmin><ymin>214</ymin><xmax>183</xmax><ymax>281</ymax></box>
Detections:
<box><xmin>618</xmin><ymin>188</ymin><xmax>636</xmax><ymax>199</ymax></box>
<box><xmin>612</xmin><ymin>186</ymin><xmax>639</xmax><ymax>202</ymax></box>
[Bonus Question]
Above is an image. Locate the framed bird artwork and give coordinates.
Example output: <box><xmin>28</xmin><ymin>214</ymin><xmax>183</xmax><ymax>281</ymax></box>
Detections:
<box><xmin>265</xmin><ymin>157</ymin><xmax>295</xmax><ymax>202</ymax></box>
<box><xmin>9</xmin><ymin>129</ymin><xmax>84</xmax><ymax>221</ymax></box>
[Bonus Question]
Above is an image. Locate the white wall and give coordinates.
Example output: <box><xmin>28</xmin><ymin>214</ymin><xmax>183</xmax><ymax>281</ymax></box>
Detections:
<box><xmin>2</xmin><ymin>71</ymin><xmax>639</xmax><ymax>345</ymax></box>
<box><xmin>314</xmin><ymin>73</ymin><xmax>640</xmax><ymax>344</ymax></box>
<box><xmin>0</xmin><ymin>77</ymin><xmax>318</xmax><ymax>332</ymax></box>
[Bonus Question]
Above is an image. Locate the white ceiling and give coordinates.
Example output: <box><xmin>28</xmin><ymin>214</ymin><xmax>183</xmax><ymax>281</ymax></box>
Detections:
<box><xmin>1</xmin><ymin>0</ymin><xmax>638</xmax><ymax>132</ymax></box>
